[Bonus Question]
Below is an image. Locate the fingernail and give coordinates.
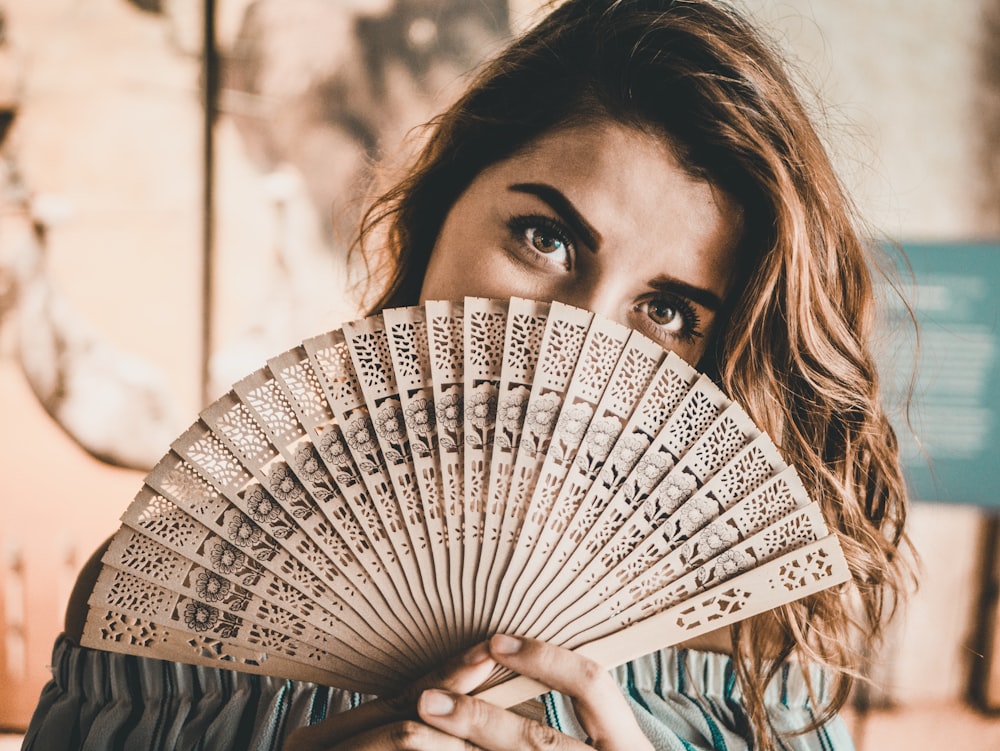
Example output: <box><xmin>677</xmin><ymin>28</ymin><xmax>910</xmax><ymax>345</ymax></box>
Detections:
<box><xmin>491</xmin><ymin>634</ymin><xmax>522</xmax><ymax>654</ymax></box>
<box><xmin>421</xmin><ymin>689</ymin><xmax>455</xmax><ymax>716</ymax></box>
<box><xmin>463</xmin><ymin>641</ymin><xmax>491</xmax><ymax>665</ymax></box>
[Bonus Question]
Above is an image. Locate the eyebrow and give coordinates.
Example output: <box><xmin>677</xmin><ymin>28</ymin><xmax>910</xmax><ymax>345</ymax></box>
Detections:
<box><xmin>508</xmin><ymin>182</ymin><xmax>602</xmax><ymax>250</ymax></box>
<box><xmin>509</xmin><ymin>182</ymin><xmax>723</xmax><ymax>312</ymax></box>
<box><xmin>650</xmin><ymin>275</ymin><xmax>724</xmax><ymax>312</ymax></box>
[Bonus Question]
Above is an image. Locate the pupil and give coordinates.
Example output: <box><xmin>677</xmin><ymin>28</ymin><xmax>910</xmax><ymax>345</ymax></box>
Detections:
<box><xmin>650</xmin><ymin>303</ymin><xmax>676</xmax><ymax>325</ymax></box>
<box><xmin>532</xmin><ymin>231</ymin><xmax>561</xmax><ymax>253</ymax></box>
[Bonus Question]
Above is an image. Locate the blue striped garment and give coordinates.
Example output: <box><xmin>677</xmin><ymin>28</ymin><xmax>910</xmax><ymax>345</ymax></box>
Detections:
<box><xmin>22</xmin><ymin>636</ymin><xmax>854</xmax><ymax>750</ymax></box>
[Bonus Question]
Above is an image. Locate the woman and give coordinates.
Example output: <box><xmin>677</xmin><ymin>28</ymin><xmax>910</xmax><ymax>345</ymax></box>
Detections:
<box><xmin>25</xmin><ymin>1</ymin><xmax>911</xmax><ymax>749</ymax></box>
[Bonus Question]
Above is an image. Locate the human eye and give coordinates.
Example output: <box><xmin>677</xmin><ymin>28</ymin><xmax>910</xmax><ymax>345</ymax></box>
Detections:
<box><xmin>506</xmin><ymin>214</ymin><xmax>574</xmax><ymax>270</ymax></box>
<box><xmin>635</xmin><ymin>293</ymin><xmax>703</xmax><ymax>345</ymax></box>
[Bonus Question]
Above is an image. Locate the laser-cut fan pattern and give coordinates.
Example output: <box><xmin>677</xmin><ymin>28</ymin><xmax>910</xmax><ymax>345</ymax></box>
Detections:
<box><xmin>81</xmin><ymin>297</ymin><xmax>850</xmax><ymax>707</ymax></box>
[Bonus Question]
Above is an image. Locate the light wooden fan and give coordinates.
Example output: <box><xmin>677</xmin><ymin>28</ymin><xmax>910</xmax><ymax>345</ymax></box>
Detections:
<box><xmin>82</xmin><ymin>297</ymin><xmax>850</xmax><ymax>708</ymax></box>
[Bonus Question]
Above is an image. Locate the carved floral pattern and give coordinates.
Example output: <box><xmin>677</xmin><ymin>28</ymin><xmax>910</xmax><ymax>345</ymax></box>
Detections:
<box><xmin>526</xmin><ymin>393</ymin><xmax>560</xmax><ymax>433</ymax></box>
<box><xmin>663</xmin><ymin>473</ymin><xmax>698</xmax><ymax>506</ymax></box>
<box><xmin>580</xmin><ymin>417</ymin><xmax>621</xmax><ymax>465</ymax></box>
<box><xmin>698</xmin><ymin>548</ymin><xmax>753</xmax><ymax>586</ymax></box>
<box><xmin>610</xmin><ymin>433</ymin><xmax>648</xmax><ymax>469</ymax></box>
<box><xmin>195</xmin><ymin>571</ymin><xmax>231</xmax><ymax>602</ymax></box>
<box><xmin>83</xmin><ymin>301</ymin><xmax>850</xmax><ymax>690</ymax></box>
<box><xmin>404</xmin><ymin>398</ymin><xmax>436</xmax><ymax>436</ymax></box>
<box><xmin>184</xmin><ymin>601</ymin><xmax>219</xmax><ymax>632</ymax></box>
<box><xmin>694</xmin><ymin>520</ymin><xmax>738</xmax><ymax>556</ymax></box>
<box><xmin>466</xmin><ymin>390</ymin><xmax>497</xmax><ymax>429</ymax></box>
<box><xmin>374</xmin><ymin>404</ymin><xmax>406</xmax><ymax>443</ymax></box>
<box><xmin>228</xmin><ymin>513</ymin><xmax>263</xmax><ymax>547</ymax></box>
<box><xmin>556</xmin><ymin>403</ymin><xmax>591</xmax><ymax>440</ymax></box>
<box><xmin>436</xmin><ymin>393</ymin><xmax>463</xmax><ymax>432</ymax></box>
<box><xmin>344</xmin><ymin>415</ymin><xmax>377</xmax><ymax>454</ymax></box>
<box><xmin>495</xmin><ymin>393</ymin><xmax>528</xmax><ymax>450</ymax></box>
<box><xmin>318</xmin><ymin>428</ymin><xmax>349</xmax><ymax>464</ymax></box>
<box><xmin>245</xmin><ymin>485</ymin><xmax>281</xmax><ymax>524</ymax></box>
<box><xmin>633</xmin><ymin>452</ymin><xmax>671</xmax><ymax>491</ymax></box>
<box><xmin>269</xmin><ymin>464</ymin><xmax>304</xmax><ymax>504</ymax></box>
<box><xmin>210</xmin><ymin>541</ymin><xmax>245</xmax><ymax>574</ymax></box>
<box><xmin>294</xmin><ymin>444</ymin><xmax>326</xmax><ymax>485</ymax></box>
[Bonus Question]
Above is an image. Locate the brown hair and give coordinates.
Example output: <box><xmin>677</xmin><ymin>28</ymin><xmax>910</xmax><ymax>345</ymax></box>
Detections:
<box><xmin>355</xmin><ymin>1</ymin><xmax>913</xmax><ymax>746</ymax></box>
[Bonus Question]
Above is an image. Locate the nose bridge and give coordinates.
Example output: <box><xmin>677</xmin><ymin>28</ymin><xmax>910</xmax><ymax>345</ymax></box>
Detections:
<box><xmin>559</xmin><ymin>273</ymin><xmax>629</xmax><ymax>326</ymax></box>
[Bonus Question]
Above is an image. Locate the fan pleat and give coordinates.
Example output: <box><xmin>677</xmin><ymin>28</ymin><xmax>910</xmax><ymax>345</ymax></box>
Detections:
<box><xmin>82</xmin><ymin>297</ymin><xmax>851</xmax><ymax>703</ymax></box>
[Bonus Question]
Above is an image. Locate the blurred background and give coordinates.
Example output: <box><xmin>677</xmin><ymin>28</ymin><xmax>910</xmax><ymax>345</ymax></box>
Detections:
<box><xmin>0</xmin><ymin>0</ymin><xmax>998</xmax><ymax>748</ymax></box>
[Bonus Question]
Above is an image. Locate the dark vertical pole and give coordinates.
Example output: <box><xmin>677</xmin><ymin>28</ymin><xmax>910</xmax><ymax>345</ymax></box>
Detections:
<box><xmin>200</xmin><ymin>0</ymin><xmax>218</xmax><ymax>407</ymax></box>
<box><xmin>970</xmin><ymin>513</ymin><xmax>1000</xmax><ymax>710</ymax></box>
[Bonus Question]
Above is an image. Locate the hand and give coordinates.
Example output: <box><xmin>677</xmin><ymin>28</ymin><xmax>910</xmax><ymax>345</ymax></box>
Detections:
<box><xmin>282</xmin><ymin>640</ymin><xmax>497</xmax><ymax>750</ymax></box>
<box><xmin>415</xmin><ymin>634</ymin><xmax>653</xmax><ymax>751</ymax></box>
<box><xmin>284</xmin><ymin>635</ymin><xmax>653</xmax><ymax>750</ymax></box>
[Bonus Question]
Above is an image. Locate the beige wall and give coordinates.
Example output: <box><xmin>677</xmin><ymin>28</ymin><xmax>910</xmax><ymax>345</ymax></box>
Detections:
<box><xmin>0</xmin><ymin>0</ymin><xmax>199</xmax><ymax>728</ymax></box>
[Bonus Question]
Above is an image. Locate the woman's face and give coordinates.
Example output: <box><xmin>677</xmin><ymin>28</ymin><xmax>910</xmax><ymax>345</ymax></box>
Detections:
<box><xmin>419</xmin><ymin>120</ymin><xmax>744</xmax><ymax>365</ymax></box>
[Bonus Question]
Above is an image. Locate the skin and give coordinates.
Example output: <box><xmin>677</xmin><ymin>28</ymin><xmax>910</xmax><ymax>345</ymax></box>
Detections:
<box><xmin>285</xmin><ymin>119</ymin><xmax>746</xmax><ymax>749</ymax></box>
<box><xmin>420</xmin><ymin>120</ymin><xmax>743</xmax><ymax>365</ymax></box>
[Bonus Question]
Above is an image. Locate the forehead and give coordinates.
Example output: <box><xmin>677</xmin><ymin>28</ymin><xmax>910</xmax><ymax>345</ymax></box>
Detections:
<box><xmin>478</xmin><ymin>120</ymin><xmax>744</xmax><ymax>295</ymax></box>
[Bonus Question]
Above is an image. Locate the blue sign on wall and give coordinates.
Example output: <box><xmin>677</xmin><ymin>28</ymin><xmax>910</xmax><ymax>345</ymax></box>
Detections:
<box><xmin>877</xmin><ymin>243</ymin><xmax>1000</xmax><ymax>508</ymax></box>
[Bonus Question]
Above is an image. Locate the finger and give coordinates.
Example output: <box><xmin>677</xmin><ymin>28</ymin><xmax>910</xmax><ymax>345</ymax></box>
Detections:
<box><xmin>486</xmin><ymin>635</ymin><xmax>651</xmax><ymax>750</ymax></box>
<box><xmin>348</xmin><ymin>719</ymin><xmax>482</xmax><ymax>751</ymax></box>
<box><xmin>289</xmin><ymin>643</ymin><xmax>495</xmax><ymax>749</ymax></box>
<box><xmin>286</xmin><ymin>718</ymin><xmax>483</xmax><ymax>751</ymax></box>
<box><xmin>419</xmin><ymin>689</ymin><xmax>583</xmax><ymax>751</ymax></box>
<box><xmin>381</xmin><ymin>641</ymin><xmax>496</xmax><ymax>715</ymax></box>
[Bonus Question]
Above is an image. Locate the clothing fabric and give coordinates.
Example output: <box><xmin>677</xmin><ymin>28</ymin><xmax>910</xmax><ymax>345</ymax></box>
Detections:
<box><xmin>23</xmin><ymin>635</ymin><xmax>855</xmax><ymax>751</ymax></box>
<box><xmin>550</xmin><ymin>650</ymin><xmax>855</xmax><ymax>751</ymax></box>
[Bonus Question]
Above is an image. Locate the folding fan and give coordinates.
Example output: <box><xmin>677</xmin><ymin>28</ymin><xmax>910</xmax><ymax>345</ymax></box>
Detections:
<box><xmin>81</xmin><ymin>297</ymin><xmax>851</xmax><ymax>708</ymax></box>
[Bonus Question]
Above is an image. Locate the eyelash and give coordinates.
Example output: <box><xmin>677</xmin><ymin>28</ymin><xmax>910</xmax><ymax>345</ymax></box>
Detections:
<box><xmin>635</xmin><ymin>293</ymin><xmax>703</xmax><ymax>345</ymax></box>
<box><xmin>505</xmin><ymin>213</ymin><xmax>703</xmax><ymax>346</ymax></box>
<box><xmin>506</xmin><ymin>214</ymin><xmax>575</xmax><ymax>269</ymax></box>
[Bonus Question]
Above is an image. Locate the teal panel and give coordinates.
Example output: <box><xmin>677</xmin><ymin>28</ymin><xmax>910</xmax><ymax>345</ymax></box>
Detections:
<box><xmin>876</xmin><ymin>242</ymin><xmax>1000</xmax><ymax>507</ymax></box>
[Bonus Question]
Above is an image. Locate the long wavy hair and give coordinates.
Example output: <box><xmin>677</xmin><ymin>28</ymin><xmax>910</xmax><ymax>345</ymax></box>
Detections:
<box><xmin>353</xmin><ymin>1</ymin><xmax>913</xmax><ymax>746</ymax></box>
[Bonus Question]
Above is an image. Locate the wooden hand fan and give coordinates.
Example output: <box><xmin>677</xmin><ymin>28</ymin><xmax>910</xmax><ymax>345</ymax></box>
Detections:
<box><xmin>81</xmin><ymin>297</ymin><xmax>850</xmax><ymax>708</ymax></box>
